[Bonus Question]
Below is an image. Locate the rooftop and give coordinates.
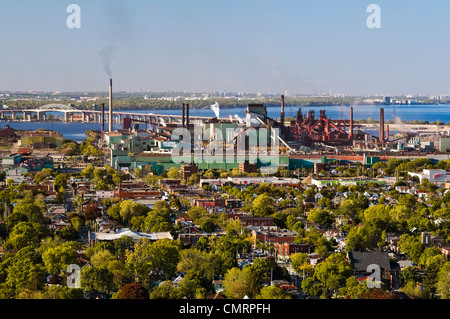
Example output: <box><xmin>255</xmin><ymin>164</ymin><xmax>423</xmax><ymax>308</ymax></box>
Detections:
<box><xmin>90</xmin><ymin>228</ymin><xmax>173</xmax><ymax>242</ymax></box>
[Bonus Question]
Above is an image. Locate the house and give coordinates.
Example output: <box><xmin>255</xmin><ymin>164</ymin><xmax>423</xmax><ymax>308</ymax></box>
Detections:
<box><xmin>388</xmin><ymin>236</ymin><xmax>401</xmax><ymax>253</ymax></box>
<box><xmin>212</xmin><ymin>280</ymin><xmax>224</xmax><ymax>293</ymax></box>
<box><xmin>193</xmin><ymin>195</ymin><xmax>225</xmax><ymax>213</ymax></box>
<box><xmin>251</xmin><ymin>229</ymin><xmax>298</xmax><ymax>248</ymax></box>
<box><xmin>332</xmin><ymin>196</ymin><xmax>345</xmax><ymax>207</ymax></box>
<box><xmin>421</xmin><ymin>231</ymin><xmax>449</xmax><ymax>248</ymax></box>
<box><xmin>134</xmin><ymin>199</ymin><xmax>160</xmax><ymax>209</ymax></box>
<box><xmin>5</xmin><ymin>165</ymin><xmax>29</xmax><ymax>183</ymax></box>
<box><xmin>1</xmin><ymin>153</ymin><xmax>22</xmax><ymax>167</ymax></box>
<box><xmin>178</xmin><ymin>231</ymin><xmax>224</xmax><ymax>246</ymax></box>
<box><xmin>234</xmin><ymin>215</ymin><xmax>276</xmax><ymax>230</ymax></box>
<box><xmin>346</xmin><ymin>250</ymin><xmax>401</xmax><ymax>289</ymax></box>
<box><xmin>308</xmin><ymin>253</ymin><xmax>325</xmax><ymax>266</ymax></box>
<box><xmin>225</xmin><ymin>198</ymin><xmax>243</xmax><ymax>211</ymax></box>
<box><xmin>324</xmin><ymin>229</ymin><xmax>347</xmax><ymax>248</ymax></box>
<box><xmin>303</xmin><ymin>221</ymin><xmax>320</xmax><ymax>231</ymax></box>
<box><xmin>114</xmin><ymin>184</ymin><xmax>162</xmax><ymax>200</ymax></box>
<box><xmin>314</xmin><ymin>193</ymin><xmax>323</xmax><ymax>202</ymax></box>
<box><xmin>180</xmin><ymin>163</ymin><xmax>198</xmax><ymax>182</ymax></box>
<box><xmin>397</xmin><ymin>260</ymin><xmax>415</xmax><ymax>270</ymax></box>
<box><xmin>94</xmin><ymin>217</ymin><xmax>120</xmax><ymax>233</ymax></box>
<box><xmin>0</xmin><ymin>125</ymin><xmax>17</xmax><ymax>138</ymax></box>
<box><xmin>48</xmin><ymin>215</ymin><xmax>71</xmax><ymax>230</ymax></box>
<box><xmin>441</xmin><ymin>246</ymin><xmax>450</xmax><ymax>260</ymax></box>
<box><xmin>172</xmin><ymin>274</ymin><xmax>184</xmax><ymax>287</ymax></box>
<box><xmin>95</xmin><ymin>190</ymin><xmax>114</xmax><ymax>199</ymax></box>
<box><xmin>335</xmin><ymin>215</ymin><xmax>352</xmax><ymax>226</ymax></box>
<box><xmin>174</xmin><ymin>213</ymin><xmax>193</xmax><ymax>226</ymax></box>
<box><xmin>275</xmin><ymin>242</ymin><xmax>314</xmax><ymax>262</ymax></box>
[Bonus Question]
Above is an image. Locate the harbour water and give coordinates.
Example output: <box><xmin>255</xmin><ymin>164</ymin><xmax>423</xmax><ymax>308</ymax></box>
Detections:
<box><xmin>0</xmin><ymin>104</ymin><xmax>448</xmax><ymax>142</ymax></box>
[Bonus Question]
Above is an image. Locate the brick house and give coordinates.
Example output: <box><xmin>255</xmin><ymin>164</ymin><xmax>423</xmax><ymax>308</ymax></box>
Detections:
<box><xmin>275</xmin><ymin>242</ymin><xmax>314</xmax><ymax>262</ymax></box>
<box><xmin>193</xmin><ymin>195</ymin><xmax>225</xmax><ymax>213</ymax></box>
<box><xmin>114</xmin><ymin>185</ymin><xmax>162</xmax><ymax>199</ymax></box>
<box><xmin>238</xmin><ymin>216</ymin><xmax>275</xmax><ymax>229</ymax></box>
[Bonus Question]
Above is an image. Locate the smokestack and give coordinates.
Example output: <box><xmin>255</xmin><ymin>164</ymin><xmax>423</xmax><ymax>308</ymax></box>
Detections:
<box><xmin>109</xmin><ymin>78</ymin><xmax>113</xmax><ymax>132</ymax></box>
<box><xmin>379</xmin><ymin>108</ymin><xmax>384</xmax><ymax>143</ymax></box>
<box><xmin>349</xmin><ymin>106</ymin><xmax>354</xmax><ymax>139</ymax></box>
<box><xmin>386</xmin><ymin>124</ymin><xmax>389</xmax><ymax>142</ymax></box>
<box><xmin>280</xmin><ymin>95</ymin><xmax>285</xmax><ymax>126</ymax></box>
<box><xmin>182</xmin><ymin>103</ymin><xmax>185</xmax><ymax>128</ymax></box>
<box><xmin>186</xmin><ymin>103</ymin><xmax>189</xmax><ymax>129</ymax></box>
<box><xmin>101</xmin><ymin>103</ymin><xmax>105</xmax><ymax>133</ymax></box>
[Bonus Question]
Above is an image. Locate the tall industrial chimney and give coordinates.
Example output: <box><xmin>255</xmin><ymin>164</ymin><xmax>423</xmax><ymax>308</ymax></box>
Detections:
<box><xmin>186</xmin><ymin>103</ymin><xmax>190</xmax><ymax>129</ymax></box>
<box><xmin>280</xmin><ymin>95</ymin><xmax>285</xmax><ymax>126</ymax></box>
<box><xmin>182</xmin><ymin>103</ymin><xmax>185</xmax><ymax>128</ymax></box>
<box><xmin>101</xmin><ymin>103</ymin><xmax>105</xmax><ymax>133</ymax></box>
<box><xmin>386</xmin><ymin>124</ymin><xmax>389</xmax><ymax>142</ymax></box>
<box><xmin>379</xmin><ymin>108</ymin><xmax>385</xmax><ymax>143</ymax></box>
<box><xmin>109</xmin><ymin>78</ymin><xmax>113</xmax><ymax>132</ymax></box>
<box><xmin>349</xmin><ymin>106</ymin><xmax>354</xmax><ymax>139</ymax></box>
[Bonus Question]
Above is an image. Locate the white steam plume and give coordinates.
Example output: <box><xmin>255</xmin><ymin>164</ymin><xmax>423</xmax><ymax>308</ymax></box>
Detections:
<box><xmin>210</xmin><ymin>102</ymin><xmax>220</xmax><ymax>118</ymax></box>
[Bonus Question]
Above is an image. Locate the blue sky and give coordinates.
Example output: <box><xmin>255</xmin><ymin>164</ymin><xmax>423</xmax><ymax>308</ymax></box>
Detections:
<box><xmin>0</xmin><ymin>0</ymin><xmax>449</xmax><ymax>95</ymax></box>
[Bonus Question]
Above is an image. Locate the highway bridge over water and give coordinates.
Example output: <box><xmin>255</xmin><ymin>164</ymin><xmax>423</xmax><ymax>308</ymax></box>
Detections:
<box><xmin>0</xmin><ymin>104</ymin><xmax>215</xmax><ymax>126</ymax></box>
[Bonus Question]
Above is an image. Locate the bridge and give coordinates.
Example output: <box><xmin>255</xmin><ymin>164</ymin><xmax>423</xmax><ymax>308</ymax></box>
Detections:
<box><xmin>0</xmin><ymin>104</ymin><xmax>216</xmax><ymax>126</ymax></box>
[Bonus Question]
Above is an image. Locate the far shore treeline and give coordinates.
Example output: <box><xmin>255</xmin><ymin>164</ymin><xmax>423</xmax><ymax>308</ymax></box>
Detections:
<box><xmin>0</xmin><ymin>92</ymin><xmax>441</xmax><ymax>111</ymax></box>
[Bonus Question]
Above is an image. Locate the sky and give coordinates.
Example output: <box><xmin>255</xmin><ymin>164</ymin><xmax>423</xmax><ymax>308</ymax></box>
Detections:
<box><xmin>0</xmin><ymin>0</ymin><xmax>449</xmax><ymax>96</ymax></box>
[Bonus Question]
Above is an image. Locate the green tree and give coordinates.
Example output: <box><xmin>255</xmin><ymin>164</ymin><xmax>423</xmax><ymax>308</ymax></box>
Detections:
<box><xmin>89</xmin><ymin>249</ymin><xmax>133</xmax><ymax>291</ymax></box>
<box><xmin>436</xmin><ymin>263</ymin><xmax>450</xmax><ymax>299</ymax></box>
<box><xmin>177</xmin><ymin>248</ymin><xmax>220</xmax><ymax>280</ymax></box>
<box><xmin>256</xmin><ymin>285</ymin><xmax>292</xmax><ymax>299</ymax></box>
<box><xmin>0</xmin><ymin>247</ymin><xmax>46</xmax><ymax>298</ymax></box>
<box><xmin>144</xmin><ymin>209</ymin><xmax>173</xmax><ymax>232</ymax></box>
<box><xmin>71</xmin><ymin>216</ymin><xmax>84</xmax><ymax>232</ymax></box>
<box><xmin>418</xmin><ymin>247</ymin><xmax>444</xmax><ymax>269</ymax></box>
<box><xmin>401</xmin><ymin>266</ymin><xmax>418</xmax><ymax>284</ymax></box>
<box><xmin>42</xmin><ymin>242</ymin><xmax>78</xmax><ymax>276</ymax></box>
<box><xmin>248</xmin><ymin>258</ymin><xmax>277</xmax><ymax>281</ymax></box>
<box><xmin>81</xmin><ymin>266</ymin><xmax>114</xmax><ymax>294</ymax></box>
<box><xmin>398</xmin><ymin>234</ymin><xmax>425</xmax><ymax>264</ymax></box>
<box><xmin>149</xmin><ymin>280</ymin><xmax>178</xmax><ymax>299</ymax></box>
<box><xmin>126</xmin><ymin>238</ymin><xmax>181</xmax><ymax>285</ymax></box>
<box><xmin>5</xmin><ymin>222</ymin><xmax>42</xmax><ymax>250</ymax></box>
<box><xmin>167</xmin><ymin>167</ymin><xmax>180</xmax><ymax>179</ymax></box>
<box><xmin>301</xmin><ymin>276</ymin><xmax>324</xmax><ymax>297</ymax></box>
<box><xmin>223</xmin><ymin>267</ymin><xmax>262</xmax><ymax>299</ymax></box>
<box><xmin>251</xmin><ymin>193</ymin><xmax>275</xmax><ymax>216</ymax></box>
<box><xmin>54</xmin><ymin>173</ymin><xmax>68</xmax><ymax>190</ymax></box>
<box><xmin>6</xmin><ymin>192</ymin><xmax>46</xmax><ymax>229</ymax></box>
<box><xmin>81</xmin><ymin>164</ymin><xmax>95</xmax><ymax>179</ymax></box>
<box><xmin>311</xmin><ymin>253</ymin><xmax>352</xmax><ymax>296</ymax></box>
<box><xmin>338</xmin><ymin>276</ymin><xmax>370</xmax><ymax>299</ymax></box>
<box><xmin>307</xmin><ymin>208</ymin><xmax>334</xmax><ymax>228</ymax></box>
<box><xmin>108</xmin><ymin>200</ymin><xmax>150</xmax><ymax>225</ymax></box>
<box><xmin>42</xmin><ymin>285</ymin><xmax>84</xmax><ymax>299</ymax></box>
<box><xmin>291</xmin><ymin>252</ymin><xmax>314</xmax><ymax>278</ymax></box>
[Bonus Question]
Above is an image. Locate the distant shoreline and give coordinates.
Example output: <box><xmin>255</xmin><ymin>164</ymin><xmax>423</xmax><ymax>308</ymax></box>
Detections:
<box><xmin>359</xmin><ymin>123</ymin><xmax>449</xmax><ymax>132</ymax></box>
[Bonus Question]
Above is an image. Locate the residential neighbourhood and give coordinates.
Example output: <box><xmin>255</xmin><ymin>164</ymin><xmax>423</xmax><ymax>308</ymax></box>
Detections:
<box><xmin>0</xmin><ymin>128</ymin><xmax>450</xmax><ymax>300</ymax></box>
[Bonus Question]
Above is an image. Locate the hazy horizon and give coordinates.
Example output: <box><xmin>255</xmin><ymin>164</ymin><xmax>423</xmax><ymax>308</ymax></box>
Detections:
<box><xmin>1</xmin><ymin>1</ymin><xmax>449</xmax><ymax>96</ymax></box>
